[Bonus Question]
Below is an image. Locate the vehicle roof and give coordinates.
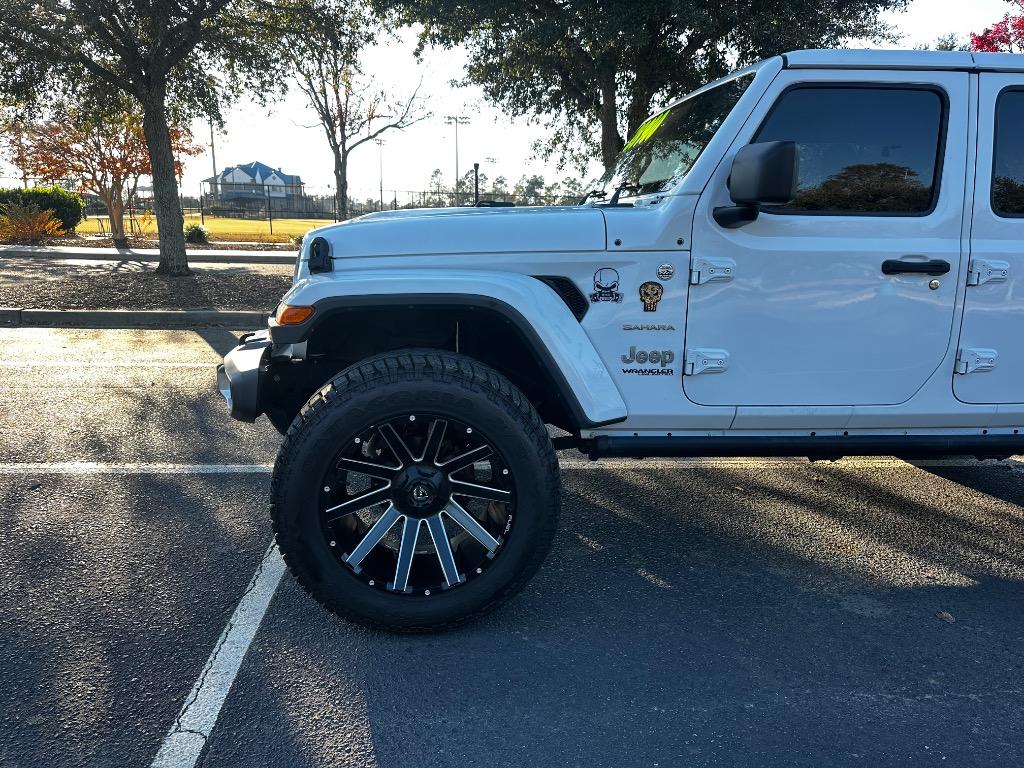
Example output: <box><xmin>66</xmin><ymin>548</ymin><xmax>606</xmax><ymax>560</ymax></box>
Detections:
<box><xmin>783</xmin><ymin>49</ymin><xmax>1024</xmax><ymax>73</ymax></box>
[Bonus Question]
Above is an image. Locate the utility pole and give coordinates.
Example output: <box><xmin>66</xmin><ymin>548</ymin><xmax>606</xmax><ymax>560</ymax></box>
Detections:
<box><xmin>444</xmin><ymin>115</ymin><xmax>470</xmax><ymax>206</ymax></box>
<box><xmin>208</xmin><ymin>120</ymin><xmax>218</xmax><ymax>209</ymax></box>
<box><xmin>375</xmin><ymin>138</ymin><xmax>385</xmax><ymax>211</ymax></box>
<box><xmin>209</xmin><ymin>120</ymin><xmax>218</xmax><ymax>179</ymax></box>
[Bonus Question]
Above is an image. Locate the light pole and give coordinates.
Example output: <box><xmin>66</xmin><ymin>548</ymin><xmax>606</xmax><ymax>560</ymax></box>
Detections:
<box><xmin>444</xmin><ymin>115</ymin><xmax>470</xmax><ymax>206</ymax></box>
<box><xmin>208</xmin><ymin>119</ymin><xmax>218</xmax><ymax>208</ymax></box>
<box><xmin>374</xmin><ymin>138</ymin><xmax>385</xmax><ymax>211</ymax></box>
<box><xmin>209</xmin><ymin>120</ymin><xmax>218</xmax><ymax>179</ymax></box>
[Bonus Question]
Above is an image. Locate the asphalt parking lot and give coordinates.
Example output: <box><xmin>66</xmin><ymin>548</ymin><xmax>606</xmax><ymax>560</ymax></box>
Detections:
<box><xmin>1</xmin><ymin>327</ymin><xmax>1023</xmax><ymax>768</ymax></box>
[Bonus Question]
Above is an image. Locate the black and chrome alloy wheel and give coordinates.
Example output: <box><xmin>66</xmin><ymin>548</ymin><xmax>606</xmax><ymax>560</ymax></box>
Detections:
<box><xmin>271</xmin><ymin>350</ymin><xmax>560</xmax><ymax>631</ymax></box>
<box><xmin>321</xmin><ymin>414</ymin><xmax>514</xmax><ymax>595</ymax></box>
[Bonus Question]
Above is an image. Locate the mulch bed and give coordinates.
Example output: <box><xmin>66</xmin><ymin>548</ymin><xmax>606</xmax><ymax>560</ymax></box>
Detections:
<box><xmin>0</xmin><ymin>259</ymin><xmax>291</xmax><ymax>311</ymax></box>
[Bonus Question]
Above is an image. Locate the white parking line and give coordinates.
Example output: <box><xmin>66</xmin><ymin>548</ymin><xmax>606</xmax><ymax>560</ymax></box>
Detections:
<box><xmin>0</xmin><ymin>361</ymin><xmax>216</xmax><ymax>368</ymax></box>
<box><xmin>150</xmin><ymin>542</ymin><xmax>286</xmax><ymax>768</ymax></box>
<box><xmin>0</xmin><ymin>458</ymin><xmax>1018</xmax><ymax>476</ymax></box>
<box><xmin>0</xmin><ymin>462</ymin><xmax>272</xmax><ymax>475</ymax></box>
<box><xmin>0</xmin><ymin>452</ymin><xmax>1016</xmax><ymax>768</ymax></box>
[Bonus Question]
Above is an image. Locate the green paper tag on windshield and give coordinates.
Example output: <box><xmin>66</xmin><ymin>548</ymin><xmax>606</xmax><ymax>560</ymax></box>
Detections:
<box><xmin>623</xmin><ymin>111</ymin><xmax>669</xmax><ymax>152</ymax></box>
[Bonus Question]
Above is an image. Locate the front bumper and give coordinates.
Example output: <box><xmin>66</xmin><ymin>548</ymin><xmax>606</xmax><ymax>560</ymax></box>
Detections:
<box><xmin>217</xmin><ymin>329</ymin><xmax>272</xmax><ymax>422</ymax></box>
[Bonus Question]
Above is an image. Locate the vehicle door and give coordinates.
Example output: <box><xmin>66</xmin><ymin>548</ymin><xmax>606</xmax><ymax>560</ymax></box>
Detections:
<box><xmin>684</xmin><ymin>70</ymin><xmax>969</xmax><ymax>407</ymax></box>
<box><xmin>955</xmin><ymin>75</ymin><xmax>1024</xmax><ymax>404</ymax></box>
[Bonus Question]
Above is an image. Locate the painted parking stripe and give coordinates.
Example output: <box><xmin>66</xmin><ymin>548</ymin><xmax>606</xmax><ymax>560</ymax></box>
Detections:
<box><xmin>0</xmin><ymin>458</ymin><xmax>1019</xmax><ymax>476</ymax></box>
<box><xmin>0</xmin><ymin>463</ymin><xmax>273</xmax><ymax>475</ymax></box>
<box><xmin>150</xmin><ymin>542</ymin><xmax>286</xmax><ymax>768</ymax></box>
<box><xmin>0</xmin><ymin>361</ymin><xmax>217</xmax><ymax>368</ymax></box>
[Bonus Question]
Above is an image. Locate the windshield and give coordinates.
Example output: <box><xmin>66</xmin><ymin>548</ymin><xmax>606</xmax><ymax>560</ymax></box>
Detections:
<box><xmin>595</xmin><ymin>73</ymin><xmax>755</xmax><ymax>200</ymax></box>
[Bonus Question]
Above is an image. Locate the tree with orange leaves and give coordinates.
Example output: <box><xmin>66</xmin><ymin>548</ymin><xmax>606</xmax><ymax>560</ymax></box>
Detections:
<box><xmin>972</xmin><ymin>0</ymin><xmax>1024</xmax><ymax>53</ymax></box>
<box><xmin>24</xmin><ymin>97</ymin><xmax>199</xmax><ymax>246</ymax></box>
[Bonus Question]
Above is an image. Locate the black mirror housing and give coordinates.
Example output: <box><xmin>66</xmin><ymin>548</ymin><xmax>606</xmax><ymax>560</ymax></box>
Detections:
<box><xmin>729</xmin><ymin>141</ymin><xmax>799</xmax><ymax>206</ymax></box>
<box><xmin>308</xmin><ymin>236</ymin><xmax>333</xmax><ymax>274</ymax></box>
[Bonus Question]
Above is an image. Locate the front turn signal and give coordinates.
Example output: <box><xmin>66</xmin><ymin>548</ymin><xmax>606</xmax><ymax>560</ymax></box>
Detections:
<box><xmin>276</xmin><ymin>304</ymin><xmax>315</xmax><ymax>325</ymax></box>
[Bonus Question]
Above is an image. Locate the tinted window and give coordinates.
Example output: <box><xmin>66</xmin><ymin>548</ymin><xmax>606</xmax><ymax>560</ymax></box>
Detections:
<box><xmin>993</xmin><ymin>90</ymin><xmax>1024</xmax><ymax>217</ymax></box>
<box><xmin>754</xmin><ymin>87</ymin><xmax>944</xmax><ymax>214</ymax></box>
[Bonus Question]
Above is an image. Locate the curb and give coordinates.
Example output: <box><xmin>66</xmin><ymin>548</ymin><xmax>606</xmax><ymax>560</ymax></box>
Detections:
<box><xmin>0</xmin><ymin>247</ymin><xmax>295</xmax><ymax>265</ymax></box>
<box><xmin>1</xmin><ymin>308</ymin><xmax>268</xmax><ymax>329</ymax></box>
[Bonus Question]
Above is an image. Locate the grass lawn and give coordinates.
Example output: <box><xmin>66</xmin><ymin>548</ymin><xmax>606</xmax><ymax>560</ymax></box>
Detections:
<box><xmin>76</xmin><ymin>214</ymin><xmax>334</xmax><ymax>243</ymax></box>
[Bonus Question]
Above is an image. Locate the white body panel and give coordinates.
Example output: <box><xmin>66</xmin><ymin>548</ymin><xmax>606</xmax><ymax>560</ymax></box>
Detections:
<box><xmin>287</xmin><ymin>49</ymin><xmax>1024</xmax><ymax>439</ymax></box>
<box><xmin>954</xmin><ymin>73</ymin><xmax>1024</xmax><ymax>406</ymax></box>
<box><xmin>307</xmin><ymin>206</ymin><xmax>606</xmax><ymax>257</ymax></box>
<box><xmin>281</xmin><ymin>269</ymin><xmax>628</xmax><ymax>426</ymax></box>
<box><xmin>684</xmin><ymin>68</ymin><xmax>970</xmax><ymax>407</ymax></box>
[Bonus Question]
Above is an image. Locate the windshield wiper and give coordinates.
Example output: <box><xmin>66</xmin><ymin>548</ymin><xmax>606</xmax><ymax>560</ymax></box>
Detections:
<box><xmin>578</xmin><ymin>189</ymin><xmax>606</xmax><ymax>205</ymax></box>
<box><xmin>608</xmin><ymin>182</ymin><xmax>641</xmax><ymax>206</ymax></box>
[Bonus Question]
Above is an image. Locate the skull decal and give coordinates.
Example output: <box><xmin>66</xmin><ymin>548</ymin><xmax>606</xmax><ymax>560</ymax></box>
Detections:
<box><xmin>639</xmin><ymin>281</ymin><xmax>663</xmax><ymax>312</ymax></box>
<box><xmin>590</xmin><ymin>267</ymin><xmax>623</xmax><ymax>303</ymax></box>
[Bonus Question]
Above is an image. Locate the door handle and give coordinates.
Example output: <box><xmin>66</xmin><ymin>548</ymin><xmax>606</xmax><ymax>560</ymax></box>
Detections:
<box><xmin>881</xmin><ymin>258</ymin><xmax>951</xmax><ymax>276</ymax></box>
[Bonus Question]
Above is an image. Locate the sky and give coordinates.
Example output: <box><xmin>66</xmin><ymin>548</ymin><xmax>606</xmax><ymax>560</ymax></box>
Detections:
<box><xmin>0</xmin><ymin>0</ymin><xmax>1016</xmax><ymax>197</ymax></box>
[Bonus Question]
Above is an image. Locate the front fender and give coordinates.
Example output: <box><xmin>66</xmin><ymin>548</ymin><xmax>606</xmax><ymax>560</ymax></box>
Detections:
<box><xmin>269</xmin><ymin>269</ymin><xmax>628</xmax><ymax>429</ymax></box>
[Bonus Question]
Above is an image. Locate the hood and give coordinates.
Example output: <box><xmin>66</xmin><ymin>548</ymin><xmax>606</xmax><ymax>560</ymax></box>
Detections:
<box><xmin>307</xmin><ymin>206</ymin><xmax>608</xmax><ymax>258</ymax></box>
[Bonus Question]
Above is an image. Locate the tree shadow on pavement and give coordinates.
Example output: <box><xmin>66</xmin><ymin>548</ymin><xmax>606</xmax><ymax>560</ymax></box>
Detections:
<box><xmin>200</xmin><ymin>460</ymin><xmax>1024</xmax><ymax>768</ymax></box>
<box><xmin>0</xmin><ymin>473</ymin><xmax>273</xmax><ymax>768</ymax></box>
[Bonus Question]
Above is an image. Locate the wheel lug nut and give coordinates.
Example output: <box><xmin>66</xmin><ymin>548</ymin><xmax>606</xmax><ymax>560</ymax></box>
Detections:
<box><xmin>409</xmin><ymin>415</ymin><xmax>416</xmax><ymax>421</ymax></box>
<box><xmin>476</xmin><ymin>567</ymin><xmax>482</xmax><ymax>574</ymax></box>
<box><xmin>424</xmin><ymin>589</ymin><xmax>431</xmax><ymax>595</ymax></box>
<box><xmin>324</xmin><ymin>486</ymin><xmax>331</xmax><ymax>492</ymax></box>
<box><xmin>502</xmin><ymin>469</ymin><xmax>508</xmax><ymax>475</ymax></box>
<box><xmin>369</xmin><ymin>579</ymin><xmax>375</xmax><ymax>586</ymax></box>
<box><xmin>329</xmin><ymin>540</ymin><xmax>336</xmax><ymax>547</ymax></box>
<box><xmin>466</xmin><ymin>427</ymin><xmax>472</xmax><ymax>434</ymax></box>
<box><xmin>354</xmin><ymin>437</ymin><xmax>361</xmax><ymax>444</ymax></box>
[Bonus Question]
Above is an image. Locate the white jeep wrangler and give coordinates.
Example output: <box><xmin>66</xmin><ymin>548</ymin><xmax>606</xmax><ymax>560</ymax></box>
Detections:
<box><xmin>219</xmin><ymin>49</ymin><xmax>1024</xmax><ymax>631</ymax></box>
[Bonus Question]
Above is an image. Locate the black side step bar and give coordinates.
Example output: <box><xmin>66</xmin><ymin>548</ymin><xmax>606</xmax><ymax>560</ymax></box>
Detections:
<box><xmin>585</xmin><ymin>434</ymin><xmax>1024</xmax><ymax>462</ymax></box>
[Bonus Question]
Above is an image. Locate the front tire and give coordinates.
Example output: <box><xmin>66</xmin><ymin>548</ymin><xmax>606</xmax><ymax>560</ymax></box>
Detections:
<box><xmin>271</xmin><ymin>350</ymin><xmax>560</xmax><ymax>631</ymax></box>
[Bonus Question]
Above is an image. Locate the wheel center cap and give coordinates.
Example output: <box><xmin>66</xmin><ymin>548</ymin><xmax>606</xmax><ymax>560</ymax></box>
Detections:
<box><xmin>410</xmin><ymin>482</ymin><xmax>434</xmax><ymax>504</ymax></box>
<box><xmin>393</xmin><ymin>465</ymin><xmax>449</xmax><ymax>517</ymax></box>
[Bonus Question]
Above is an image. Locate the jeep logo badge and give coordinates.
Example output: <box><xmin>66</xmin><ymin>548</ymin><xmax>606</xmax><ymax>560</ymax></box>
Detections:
<box><xmin>621</xmin><ymin>347</ymin><xmax>675</xmax><ymax>367</ymax></box>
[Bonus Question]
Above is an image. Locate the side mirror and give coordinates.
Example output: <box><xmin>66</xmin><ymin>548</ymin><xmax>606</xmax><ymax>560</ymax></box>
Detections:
<box><xmin>308</xmin><ymin>236</ymin><xmax>333</xmax><ymax>274</ymax></box>
<box><xmin>714</xmin><ymin>141</ymin><xmax>799</xmax><ymax>228</ymax></box>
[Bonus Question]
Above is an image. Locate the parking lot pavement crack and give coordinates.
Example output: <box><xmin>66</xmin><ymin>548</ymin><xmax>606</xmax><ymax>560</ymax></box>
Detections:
<box><xmin>150</xmin><ymin>541</ymin><xmax>286</xmax><ymax>768</ymax></box>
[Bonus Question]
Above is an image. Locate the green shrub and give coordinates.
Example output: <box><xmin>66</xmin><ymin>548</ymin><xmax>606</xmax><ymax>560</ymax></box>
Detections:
<box><xmin>184</xmin><ymin>222</ymin><xmax>209</xmax><ymax>244</ymax></box>
<box><xmin>0</xmin><ymin>186</ymin><xmax>85</xmax><ymax>232</ymax></box>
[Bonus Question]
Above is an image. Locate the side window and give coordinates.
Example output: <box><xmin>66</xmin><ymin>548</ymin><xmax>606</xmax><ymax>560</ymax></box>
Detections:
<box><xmin>993</xmin><ymin>89</ymin><xmax>1024</xmax><ymax>218</ymax></box>
<box><xmin>754</xmin><ymin>86</ymin><xmax>945</xmax><ymax>215</ymax></box>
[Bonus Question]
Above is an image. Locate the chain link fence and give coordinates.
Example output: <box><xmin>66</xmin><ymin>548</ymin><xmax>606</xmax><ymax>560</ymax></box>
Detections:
<box><xmin>196</xmin><ymin>181</ymin><xmax>578</xmax><ymax>222</ymax></box>
<box><xmin>2</xmin><ymin>176</ymin><xmax>585</xmax><ymax>238</ymax></box>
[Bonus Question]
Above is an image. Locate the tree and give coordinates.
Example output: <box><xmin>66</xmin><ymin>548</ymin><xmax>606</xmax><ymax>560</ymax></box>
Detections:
<box><xmin>558</xmin><ymin>174</ymin><xmax>586</xmax><ymax>204</ymax></box>
<box><xmin>490</xmin><ymin>175</ymin><xmax>509</xmax><ymax>197</ymax></box>
<box><xmin>792</xmin><ymin>163</ymin><xmax>931</xmax><ymax>213</ymax></box>
<box><xmin>23</xmin><ymin>97</ymin><xmax>199</xmax><ymax>245</ymax></box>
<box><xmin>0</xmin><ymin>0</ymin><xmax>288</xmax><ymax>274</ymax></box>
<box><xmin>284</xmin><ymin>0</ymin><xmax>429</xmax><ymax>220</ymax></box>
<box><xmin>459</xmin><ymin>168</ymin><xmax>488</xmax><ymax>202</ymax></box>
<box><xmin>971</xmin><ymin>1</ymin><xmax>1024</xmax><ymax>52</ymax></box>
<box><xmin>513</xmin><ymin>174</ymin><xmax>547</xmax><ymax>205</ymax></box>
<box><xmin>381</xmin><ymin>0</ymin><xmax>908</xmax><ymax>172</ymax></box>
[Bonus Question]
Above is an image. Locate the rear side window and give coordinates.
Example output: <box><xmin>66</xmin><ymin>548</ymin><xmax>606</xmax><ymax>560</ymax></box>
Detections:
<box><xmin>754</xmin><ymin>87</ymin><xmax>945</xmax><ymax>215</ymax></box>
<box><xmin>993</xmin><ymin>89</ymin><xmax>1024</xmax><ymax>217</ymax></box>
